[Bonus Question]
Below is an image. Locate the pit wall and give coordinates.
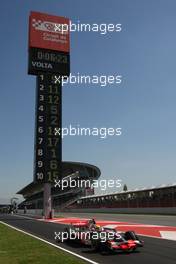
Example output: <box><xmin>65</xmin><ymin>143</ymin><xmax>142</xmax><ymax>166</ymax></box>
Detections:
<box><xmin>17</xmin><ymin>209</ymin><xmax>43</xmax><ymax>217</ymax></box>
<box><xmin>17</xmin><ymin>207</ymin><xmax>176</xmax><ymax>216</ymax></box>
<box><xmin>62</xmin><ymin>207</ymin><xmax>176</xmax><ymax>215</ymax></box>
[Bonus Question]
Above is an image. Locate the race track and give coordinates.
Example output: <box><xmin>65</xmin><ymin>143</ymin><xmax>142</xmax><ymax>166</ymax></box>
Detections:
<box><xmin>58</xmin><ymin>212</ymin><xmax>176</xmax><ymax>226</ymax></box>
<box><xmin>0</xmin><ymin>214</ymin><xmax>176</xmax><ymax>264</ymax></box>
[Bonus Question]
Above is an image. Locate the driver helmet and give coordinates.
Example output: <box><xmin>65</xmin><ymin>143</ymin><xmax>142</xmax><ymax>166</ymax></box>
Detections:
<box><xmin>95</xmin><ymin>224</ymin><xmax>101</xmax><ymax>231</ymax></box>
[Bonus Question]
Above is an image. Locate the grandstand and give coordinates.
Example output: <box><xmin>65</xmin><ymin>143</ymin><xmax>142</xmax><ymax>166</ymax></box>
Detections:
<box><xmin>67</xmin><ymin>183</ymin><xmax>176</xmax><ymax>214</ymax></box>
<box><xmin>17</xmin><ymin>161</ymin><xmax>101</xmax><ymax>211</ymax></box>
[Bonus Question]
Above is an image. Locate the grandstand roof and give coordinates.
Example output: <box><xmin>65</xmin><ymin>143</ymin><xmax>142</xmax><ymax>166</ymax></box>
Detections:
<box><xmin>17</xmin><ymin>161</ymin><xmax>101</xmax><ymax>198</ymax></box>
<box><xmin>80</xmin><ymin>182</ymin><xmax>176</xmax><ymax>200</ymax></box>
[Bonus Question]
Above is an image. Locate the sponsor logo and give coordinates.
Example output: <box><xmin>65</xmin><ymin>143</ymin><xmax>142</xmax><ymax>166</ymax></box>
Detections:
<box><xmin>32</xmin><ymin>19</ymin><xmax>68</xmax><ymax>34</ymax></box>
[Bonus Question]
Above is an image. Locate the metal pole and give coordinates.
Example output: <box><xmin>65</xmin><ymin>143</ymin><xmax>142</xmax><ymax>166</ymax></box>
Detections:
<box><xmin>43</xmin><ymin>183</ymin><xmax>52</xmax><ymax>218</ymax></box>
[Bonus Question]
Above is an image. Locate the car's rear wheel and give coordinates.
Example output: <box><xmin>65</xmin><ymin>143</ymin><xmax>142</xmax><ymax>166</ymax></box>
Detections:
<box><xmin>124</xmin><ymin>231</ymin><xmax>139</xmax><ymax>240</ymax></box>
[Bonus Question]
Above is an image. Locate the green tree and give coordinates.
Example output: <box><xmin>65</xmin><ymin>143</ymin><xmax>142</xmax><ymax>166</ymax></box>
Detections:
<box><xmin>123</xmin><ymin>184</ymin><xmax>128</xmax><ymax>191</ymax></box>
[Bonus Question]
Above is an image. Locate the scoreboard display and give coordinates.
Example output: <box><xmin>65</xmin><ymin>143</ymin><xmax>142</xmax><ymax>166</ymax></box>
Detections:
<box><xmin>28</xmin><ymin>11</ymin><xmax>70</xmax><ymax>184</ymax></box>
<box><xmin>34</xmin><ymin>74</ymin><xmax>62</xmax><ymax>182</ymax></box>
<box><xmin>29</xmin><ymin>48</ymin><xmax>70</xmax><ymax>76</ymax></box>
<box><xmin>28</xmin><ymin>11</ymin><xmax>70</xmax><ymax>76</ymax></box>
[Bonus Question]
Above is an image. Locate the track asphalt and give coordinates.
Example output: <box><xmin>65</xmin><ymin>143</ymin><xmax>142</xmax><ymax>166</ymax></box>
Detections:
<box><xmin>0</xmin><ymin>214</ymin><xmax>176</xmax><ymax>264</ymax></box>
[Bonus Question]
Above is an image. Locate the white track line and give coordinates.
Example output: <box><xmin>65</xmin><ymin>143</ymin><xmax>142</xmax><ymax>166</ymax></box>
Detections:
<box><xmin>0</xmin><ymin>221</ymin><xmax>99</xmax><ymax>264</ymax></box>
<box><xmin>14</xmin><ymin>214</ymin><xmax>39</xmax><ymax>220</ymax></box>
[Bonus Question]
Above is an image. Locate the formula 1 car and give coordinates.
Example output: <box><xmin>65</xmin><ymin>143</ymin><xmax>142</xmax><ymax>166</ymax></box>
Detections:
<box><xmin>56</xmin><ymin>221</ymin><xmax>144</xmax><ymax>254</ymax></box>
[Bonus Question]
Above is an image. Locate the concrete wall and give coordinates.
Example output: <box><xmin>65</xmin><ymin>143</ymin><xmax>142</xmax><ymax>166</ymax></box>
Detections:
<box><xmin>17</xmin><ymin>209</ymin><xmax>43</xmax><ymax>216</ymax></box>
<box><xmin>63</xmin><ymin>207</ymin><xmax>176</xmax><ymax>215</ymax></box>
<box><xmin>17</xmin><ymin>207</ymin><xmax>176</xmax><ymax>216</ymax></box>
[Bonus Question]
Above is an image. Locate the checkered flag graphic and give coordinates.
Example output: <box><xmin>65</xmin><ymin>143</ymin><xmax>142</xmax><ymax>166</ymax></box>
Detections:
<box><xmin>32</xmin><ymin>19</ymin><xmax>43</xmax><ymax>29</ymax></box>
<box><xmin>31</xmin><ymin>18</ymin><xmax>68</xmax><ymax>34</ymax></box>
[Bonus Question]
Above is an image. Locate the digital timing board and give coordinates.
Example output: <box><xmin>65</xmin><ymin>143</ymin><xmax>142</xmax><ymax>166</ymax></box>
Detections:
<box><xmin>28</xmin><ymin>11</ymin><xmax>70</xmax><ymax>76</ymax></box>
<box><xmin>28</xmin><ymin>11</ymin><xmax>70</xmax><ymax>183</ymax></box>
<box><xmin>34</xmin><ymin>74</ymin><xmax>62</xmax><ymax>182</ymax></box>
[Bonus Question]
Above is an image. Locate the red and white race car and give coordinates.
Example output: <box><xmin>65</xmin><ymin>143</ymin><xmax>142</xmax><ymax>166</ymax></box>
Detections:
<box><xmin>57</xmin><ymin>220</ymin><xmax>144</xmax><ymax>254</ymax></box>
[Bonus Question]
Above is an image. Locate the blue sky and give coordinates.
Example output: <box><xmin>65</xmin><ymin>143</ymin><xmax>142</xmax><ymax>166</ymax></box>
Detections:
<box><xmin>0</xmin><ymin>0</ymin><xmax>176</xmax><ymax>202</ymax></box>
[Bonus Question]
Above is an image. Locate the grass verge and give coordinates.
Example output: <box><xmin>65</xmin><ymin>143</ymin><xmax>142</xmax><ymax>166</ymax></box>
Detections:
<box><xmin>0</xmin><ymin>223</ymin><xmax>86</xmax><ymax>264</ymax></box>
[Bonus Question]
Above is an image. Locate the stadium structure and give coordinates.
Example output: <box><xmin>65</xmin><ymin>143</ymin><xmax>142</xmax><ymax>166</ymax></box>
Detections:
<box><xmin>67</xmin><ymin>183</ymin><xmax>176</xmax><ymax>214</ymax></box>
<box><xmin>17</xmin><ymin>159</ymin><xmax>176</xmax><ymax>215</ymax></box>
<box><xmin>17</xmin><ymin>161</ymin><xmax>101</xmax><ymax>212</ymax></box>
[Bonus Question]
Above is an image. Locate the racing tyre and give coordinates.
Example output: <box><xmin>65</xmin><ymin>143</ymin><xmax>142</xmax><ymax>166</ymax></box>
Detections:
<box><xmin>124</xmin><ymin>231</ymin><xmax>139</xmax><ymax>240</ymax></box>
